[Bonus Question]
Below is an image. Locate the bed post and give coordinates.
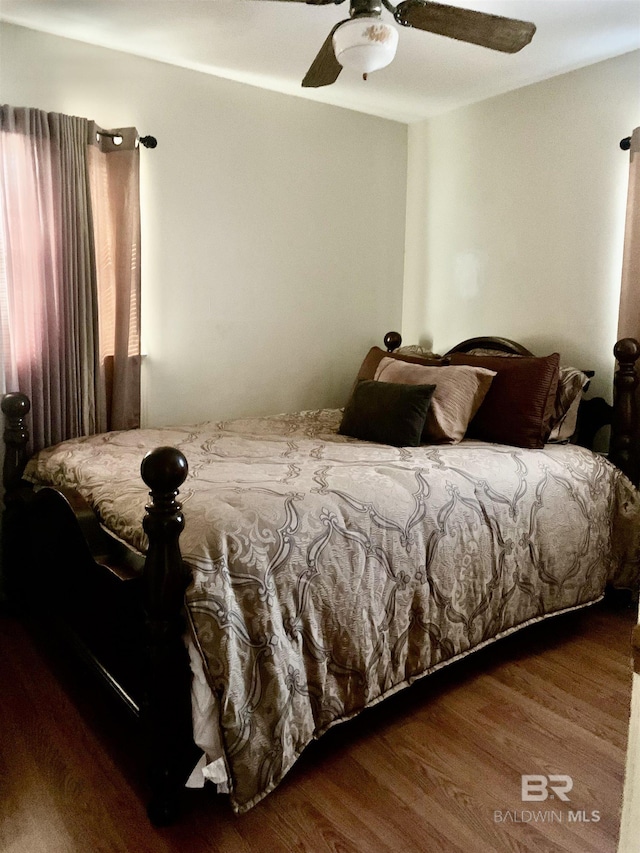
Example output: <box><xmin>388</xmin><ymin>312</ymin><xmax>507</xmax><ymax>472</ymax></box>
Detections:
<box><xmin>2</xmin><ymin>393</ymin><xmax>33</xmax><ymax>604</ymax></box>
<box><xmin>384</xmin><ymin>331</ymin><xmax>402</xmax><ymax>352</ymax></box>
<box><xmin>2</xmin><ymin>392</ymin><xmax>31</xmax><ymax>492</ymax></box>
<box><xmin>140</xmin><ymin>445</ymin><xmax>196</xmax><ymax>826</ymax></box>
<box><xmin>610</xmin><ymin>338</ymin><xmax>640</xmax><ymax>485</ymax></box>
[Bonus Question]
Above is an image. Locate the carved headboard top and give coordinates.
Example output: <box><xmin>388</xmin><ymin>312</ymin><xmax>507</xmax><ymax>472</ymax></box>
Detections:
<box><xmin>384</xmin><ymin>332</ymin><xmax>534</xmax><ymax>358</ymax></box>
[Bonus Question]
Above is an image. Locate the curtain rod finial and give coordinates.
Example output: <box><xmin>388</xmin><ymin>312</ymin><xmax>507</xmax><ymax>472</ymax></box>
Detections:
<box><xmin>139</xmin><ymin>135</ymin><xmax>157</xmax><ymax>149</ymax></box>
<box><xmin>621</xmin><ymin>136</ymin><xmax>631</xmax><ymax>151</ymax></box>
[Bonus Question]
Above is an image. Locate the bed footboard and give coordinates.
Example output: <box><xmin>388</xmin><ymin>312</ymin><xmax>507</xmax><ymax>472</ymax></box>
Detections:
<box><xmin>1</xmin><ymin>394</ymin><xmax>198</xmax><ymax>826</ymax></box>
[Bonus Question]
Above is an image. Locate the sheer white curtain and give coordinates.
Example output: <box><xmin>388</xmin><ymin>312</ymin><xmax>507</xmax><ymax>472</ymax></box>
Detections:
<box><xmin>0</xmin><ymin>106</ymin><xmax>141</xmax><ymax>452</ymax></box>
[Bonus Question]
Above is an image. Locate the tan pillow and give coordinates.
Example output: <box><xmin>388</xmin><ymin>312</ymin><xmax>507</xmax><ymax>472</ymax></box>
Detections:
<box><xmin>548</xmin><ymin>367</ymin><xmax>591</xmax><ymax>442</ymax></box>
<box><xmin>396</xmin><ymin>344</ymin><xmax>441</xmax><ymax>359</ymax></box>
<box><xmin>374</xmin><ymin>357</ymin><xmax>496</xmax><ymax>444</ymax></box>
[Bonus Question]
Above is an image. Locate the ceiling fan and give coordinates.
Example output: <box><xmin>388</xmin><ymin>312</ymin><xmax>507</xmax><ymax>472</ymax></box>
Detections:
<box><xmin>264</xmin><ymin>0</ymin><xmax>536</xmax><ymax>88</ymax></box>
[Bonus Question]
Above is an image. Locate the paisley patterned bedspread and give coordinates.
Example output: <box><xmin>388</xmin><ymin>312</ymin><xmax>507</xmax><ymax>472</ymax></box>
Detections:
<box><xmin>24</xmin><ymin>409</ymin><xmax>640</xmax><ymax>812</ymax></box>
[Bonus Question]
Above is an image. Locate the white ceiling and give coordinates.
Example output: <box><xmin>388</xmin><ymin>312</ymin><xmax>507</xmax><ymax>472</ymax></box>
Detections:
<box><xmin>1</xmin><ymin>0</ymin><xmax>639</xmax><ymax>123</ymax></box>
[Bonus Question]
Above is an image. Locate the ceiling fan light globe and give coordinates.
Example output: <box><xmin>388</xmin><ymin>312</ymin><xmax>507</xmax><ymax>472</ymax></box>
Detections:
<box><xmin>332</xmin><ymin>17</ymin><xmax>398</xmax><ymax>75</ymax></box>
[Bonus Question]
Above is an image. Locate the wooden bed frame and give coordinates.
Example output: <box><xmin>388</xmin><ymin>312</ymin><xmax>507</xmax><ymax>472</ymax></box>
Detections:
<box><xmin>2</xmin><ymin>333</ymin><xmax>640</xmax><ymax>824</ymax></box>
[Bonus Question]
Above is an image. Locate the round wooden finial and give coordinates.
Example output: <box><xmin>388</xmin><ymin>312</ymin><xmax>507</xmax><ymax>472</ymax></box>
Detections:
<box><xmin>383</xmin><ymin>331</ymin><xmax>402</xmax><ymax>352</ymax></box>
<box><xmin>614</xmin><ymin>337</ymin><xmax>640</xmax><ymax>364</ymax></box>
<box><xmin>1</xmin><ymin>392</ymin><xmax>31</xmax><ymax>418</ymax></box>
<box><xmin>141</xmin><ymin>446</ymin><xmax>188</xmax><ymax>492</ymax></box>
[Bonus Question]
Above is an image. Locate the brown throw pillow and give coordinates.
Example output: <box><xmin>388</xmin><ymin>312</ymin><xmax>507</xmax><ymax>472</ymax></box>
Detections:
<box><xmin>339</xmin><ymin>379</ymin><xmax>436</xmax><ymax>447</ymax></box>
<box><xmin>355</xmin><ymin>346</ymin><xmax>450</xmax><ymax>383</ymax></box>
<box><xmin>374</xmin><ymin>357</ymin><xmax>496</xmax><ymax>444</ymax></box>
<box><xmin>448</xmin><ymin>352</ymin><xmax>561</xmax><ymax>448</ymax></box>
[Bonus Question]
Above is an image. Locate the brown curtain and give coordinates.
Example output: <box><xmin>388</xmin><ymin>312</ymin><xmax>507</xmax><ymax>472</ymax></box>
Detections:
<box><xmin>87</xmin><ymin>123</ymin><xmax>141</xmax><ymax>432</ymax></box>
<box><xmin>0</xmin><ymin>106</ymin><xmax>141</xmax><ymax>452</ymax></box>
<box><xmin>618</xmin><ymin>127</ymin><xmax>640</xmax><ymax>341</ymax></box>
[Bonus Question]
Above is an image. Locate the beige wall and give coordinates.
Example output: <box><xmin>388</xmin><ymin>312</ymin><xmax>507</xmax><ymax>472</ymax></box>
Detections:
<box><xmin>403</xmin><ymin>50</ymin><xmax>640</xmax><ymax>399</ymax></box>
<box><xmin>3</xmin><ymin>23</ymin><xmax>640</xmax><ymax>415</ymax></box>
<box><xmin>0</xmin><ymin>22</ymin><xmax>408</xmax><ymax>427</ymax></box>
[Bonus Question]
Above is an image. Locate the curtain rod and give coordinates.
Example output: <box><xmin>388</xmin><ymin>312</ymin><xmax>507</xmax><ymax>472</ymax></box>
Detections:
<box><xmin>621</xmin><ymin>136</ymin><xmax>631</xmax><ymax>150</ymax></box>
<box><xmin>98</xmin><ymin>129</ymin><xmax>157</xmax><ymax>148</ymax></box>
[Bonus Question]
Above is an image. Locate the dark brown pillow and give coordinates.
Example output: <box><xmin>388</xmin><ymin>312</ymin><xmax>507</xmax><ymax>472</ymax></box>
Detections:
<box><xmin>448</xmin><ymin>351</ymin><xmax>560</xmax><ymax>449</ymax></box>
<box><xmin>339</xmin><ymin>379</ymin><xmax>436</xmax><ymax>447</ymax></box>
<box><xmin>356</xmin><ymin>346</ymin><xmax>449</xmax><ymax>383</ymax></box>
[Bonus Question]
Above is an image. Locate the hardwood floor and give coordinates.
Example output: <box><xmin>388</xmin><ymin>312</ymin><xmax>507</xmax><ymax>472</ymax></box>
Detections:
<box><xmin>0</xmin><ymin>600</ymin><xmax>635</xmax><ymax>853</ymax></box>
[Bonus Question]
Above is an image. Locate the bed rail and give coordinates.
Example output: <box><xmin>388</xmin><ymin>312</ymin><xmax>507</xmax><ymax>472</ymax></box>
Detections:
<box><xmin>1</xmin><ymin>394</ymin><xmax>197</xmax><ymax>825</ymax></box>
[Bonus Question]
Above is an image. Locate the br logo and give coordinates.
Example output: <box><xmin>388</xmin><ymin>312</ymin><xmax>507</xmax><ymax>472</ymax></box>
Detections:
<box><xmin>521</xmin><ymin>775</ymin><xmax>573</xmax><ymax>802</ymax></box>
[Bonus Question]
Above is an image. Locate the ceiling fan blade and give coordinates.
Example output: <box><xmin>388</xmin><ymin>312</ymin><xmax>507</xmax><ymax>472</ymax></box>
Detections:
<box><xmin>301</xmin><ymin>20</ymin><xmax>349</xmax><ymax>88</ymax></box>
<box><xmin>394</xmin><ymin>1</ymin><xmax>535</xmax><ymax>53</ymax></box>
<box><xmin>255</xmin><ymin>0</ymin><xmax>345</xmax><ymax>4</ymax></box>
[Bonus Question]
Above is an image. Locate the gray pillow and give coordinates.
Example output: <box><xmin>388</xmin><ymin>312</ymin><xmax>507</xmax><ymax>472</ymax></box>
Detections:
<box><xmin>339</xmin><ymin>379</ymin><xmax>436</xmax><ymax>447</ymax></box>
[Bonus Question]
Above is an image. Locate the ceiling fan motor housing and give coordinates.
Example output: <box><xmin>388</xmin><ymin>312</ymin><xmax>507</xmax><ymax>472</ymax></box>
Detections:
<box><xmin>332</xmin><ymin>16</ymin><xmax>399</xmax><ymax>74</ymax></box>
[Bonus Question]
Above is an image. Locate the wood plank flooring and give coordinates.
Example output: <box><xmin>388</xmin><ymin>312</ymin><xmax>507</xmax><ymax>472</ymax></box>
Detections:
<box><xmin>0</xmin><ymin>600</ymin><xmax>635</xmax><ymax>853</ymax></box>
